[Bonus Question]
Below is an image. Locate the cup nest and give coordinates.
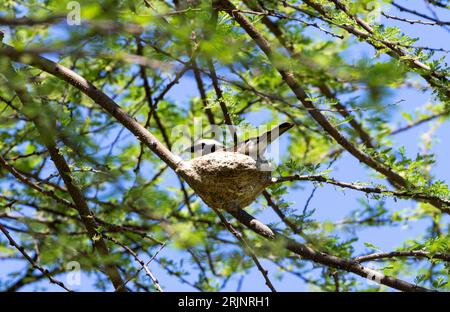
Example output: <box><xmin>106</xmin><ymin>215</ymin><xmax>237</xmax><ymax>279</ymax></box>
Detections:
<box><xmin>178</xmin><ymin>152</ymin><xmax>272</xmax><ymax>211</ymax></box>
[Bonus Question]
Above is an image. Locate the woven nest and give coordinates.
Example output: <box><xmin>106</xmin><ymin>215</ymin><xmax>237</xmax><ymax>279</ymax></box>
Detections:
<box><xmin>177</xmin><ymin>152</ymin><xmax>272</xmax><ymax>211</ymax></box>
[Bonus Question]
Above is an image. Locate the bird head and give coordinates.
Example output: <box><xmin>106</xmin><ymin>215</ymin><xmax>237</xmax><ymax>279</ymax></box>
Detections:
<box><xmin>185</xmin><ymin>139</ymin><xmax>224</xmax><ymax>157</ymax></box>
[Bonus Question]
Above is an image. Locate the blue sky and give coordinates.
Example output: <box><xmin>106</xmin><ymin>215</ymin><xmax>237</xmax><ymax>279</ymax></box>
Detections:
<box><xmin>0</xmin><ymin>0</ymin><xmax>449</xmax><ymax>292</ymax></box>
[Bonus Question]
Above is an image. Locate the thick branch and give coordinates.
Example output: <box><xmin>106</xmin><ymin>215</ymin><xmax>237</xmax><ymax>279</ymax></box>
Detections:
<box><xmin>0</xmin><ymin>43</ymin><xmax>182</xmax><ymax>172</ymax></box>
<box><xmin>227</xmin><ymin>205</ymin><xmax>430</xmax><ymax>292</ymax></box>
<box><xmin>7</xmin><ymin>70</ymin><xmax>127</xmax><ymax>291</ymax></box>
<box><xmin>242</xmin><ymin>0</ymin><xmax>375</xmax><ymax>148</ymax></box>
<box><xmin>304</xmin><ymin>0</ymin><xmax>450</xmax><ymax>100</ymax></box>
<box><xmin>217</xmin><ymin>0</ymin><xmax>448</xmax><ymax>213</ymax></box>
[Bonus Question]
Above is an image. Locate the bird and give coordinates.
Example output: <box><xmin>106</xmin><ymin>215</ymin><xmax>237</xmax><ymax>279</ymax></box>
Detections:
<box><xmin>186</xmin><ymin>122</ymin><xmax>294</xmax><ymax>159</ymax></box>
<box><xmin>187</xmin><ymin>138</ymin><xmax>224</xmax><ymax>158</ymax></box>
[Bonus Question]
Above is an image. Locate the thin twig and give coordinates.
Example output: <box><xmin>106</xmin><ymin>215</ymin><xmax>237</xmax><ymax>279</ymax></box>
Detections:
<box><xmin>0</xmin><ymin>223</ymin><xmax>72</xmax><ymax>292</ymax></box>
<box><xmin>113</xmin><ymin>241</ymin><xmax>166</xmax><ymax>292</ymax></box>
<box><xmin>212</xmin><ymin>208</ymin><xmax>277</xmax><ymax>292</ymax></box>
<box><xmin>271</xmin><ymin>174</ymin><xmax>450</xmax><ymax>213</ymax></box>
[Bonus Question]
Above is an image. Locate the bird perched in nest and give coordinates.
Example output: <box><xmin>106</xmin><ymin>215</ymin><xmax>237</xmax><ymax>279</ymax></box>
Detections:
<box><xmin>187</xmin><ymin>122</ymin><xmax>294</xmax><ymax>160</ymax></box>
<box><xmin>181</xmin><ymin>122</ymin><xmax>294</xmax><ymax>238</ymax></box>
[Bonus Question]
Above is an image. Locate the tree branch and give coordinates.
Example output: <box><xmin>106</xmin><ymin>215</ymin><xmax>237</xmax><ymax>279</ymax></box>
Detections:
<box><xmin>216</xmin><ymin>0</ymin><xmax>449</xmax><ymax>213</ymax></box>
<box><xmin>355</xmin><ymin>250</ymin><xmax>450</xmax><ymax>263</ymax></box>
<box><xmin>0</xmin><ymin>223</ymin><xmax>72</xmax><ymax>292</ymax></box>
<box><xmin>270</xmin><ymin>174</ymin><xmax>450</xmax><ymax>213</ymax></box>
<box><xmin>5</xmin><ymin>68</ymin><xmax>127</xmax><ymax>291</ymax></box>
<box><xmin>0</xmin><ymin>43</ymin><xmax>182</xmax><ymax>172</ymax></box>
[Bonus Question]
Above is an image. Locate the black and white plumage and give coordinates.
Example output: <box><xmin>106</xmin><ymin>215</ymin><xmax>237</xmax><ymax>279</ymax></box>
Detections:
<box><xmin>188</xmin><ymin>138</ymin><xmax>224</xmax><ymax>158</ymax></box>
<box><xmin>187</xmin><ymin>122</ymin><xmax>294</xmax><ymax>159</ymax></box>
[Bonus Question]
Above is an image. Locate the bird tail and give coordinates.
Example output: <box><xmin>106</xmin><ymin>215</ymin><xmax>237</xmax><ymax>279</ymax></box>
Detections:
<box><xmin>224</xmin><ymin>122</ymin><xmax>294</xmax><ymax>154</ymax></box>
<box><xmin>262</xmin><ymin>122</ymin><xmax>294</xmax><ymax>144</ymax></box>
